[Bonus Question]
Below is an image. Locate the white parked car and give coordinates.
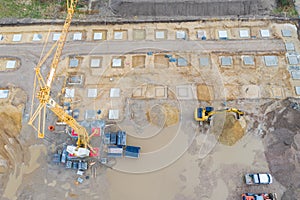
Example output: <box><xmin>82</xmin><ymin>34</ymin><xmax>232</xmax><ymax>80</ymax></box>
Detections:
<box><xmin>245</xmin><ymin>173</ymin><xmax>273</xmax><ymax>185</ymax></box>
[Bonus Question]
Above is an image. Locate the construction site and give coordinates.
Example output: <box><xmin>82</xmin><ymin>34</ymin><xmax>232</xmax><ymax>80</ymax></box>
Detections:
<box><xmin>0</xmin><ymin>0</ymin><xmax>300</xmax><ymax>199</ymax></box>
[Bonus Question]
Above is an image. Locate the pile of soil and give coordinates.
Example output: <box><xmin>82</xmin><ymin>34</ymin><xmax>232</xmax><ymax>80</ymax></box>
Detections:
<box><xmin>0</xmin><ymin>87</ymin><xmax>26</xmax><ymax>174</ymax></box>
<box><xmin>218</xmin><ymin>114</ymin><xmax>245</xmax><ymax>146</ymax></box>
<box><xmin>263</xmin><ymin>99</ymin><xmax>300</xmax><ymax>199</ymax></box>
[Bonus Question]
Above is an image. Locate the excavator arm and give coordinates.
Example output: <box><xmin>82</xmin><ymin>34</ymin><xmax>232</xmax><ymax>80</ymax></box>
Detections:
<box><xmin>194</xmin><ymin>107</ymin><xmax>244</xmax><ymax>122</ymax></box>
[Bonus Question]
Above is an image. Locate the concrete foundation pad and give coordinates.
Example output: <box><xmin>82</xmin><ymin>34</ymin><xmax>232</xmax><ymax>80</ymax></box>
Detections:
<box><xmin>292</xmin><ymin>71</ymin><xmax>300</xmax><ymax>80</ymax></box>
<box><xmin>87</xmin><ymin>89</ymin><xmax>97</xmax><ymax>98</ymax></box>
<box><xmin>73</xmin><ymin>32</ymin><xmax>82</xmax><ymax>40</ymax></box>
<box><xmin>6</xmin><ymin>60</ymin><xmax>16</xmax><ymax>69</ymax></box>
<box><xmin>110</xmin><ymin>88</ymin><xmax>121</xmax><ymax>98</ymax></box>
<box><xmin>285</xmin><ymin>43</ymin><xmax>295</xmax><ymax>51</ymax></box>
<box><xmin>85</xmin><ymin>110</ymin><xmax>96</xmax><ymax>120</ymax></box>
<box><xmin>109</xmin><ymin>110</ymin><xmax>119</xmax><ymax>120</ymax></box>
<box><xmin>65</xmin><ymin>88</ymin><xmax>75</xmax><ymax>98</ymax></box>
<box><xmin>239</xmin><ymin>29</ymin><xmax>249</xmax><ymax>38</ymax></box>
<box><xmin>155</xmin><ymin>30</ymin><xmax>166</xmax><ymax>39</ymax></box>
<box><xmin>0</xmin><ymin>90</ymin><xmax>9</xmax><ymax>98</ymax></box>
<box><xmin>33</xmin><ymin>33</ymin><xmax>42</xmax><ymax>41</ymax></box>
<box><xmin>242</xmin><ymin>56</ymin><xmax>254</xmax><ymax>65</ymax></box>
<box><xmin>199</xmin><ymin>57</ymin><xmax>209</xmax><ymax>67</ymax></box>
<box><xmin>242</xmin><ymin>85</ymin><xmax>260</xmax><ymax>98</ymax></box>
<box><xmin>224</xmin><ymin>85</ymin><xmax>240</xmax><ymax>100</ymax></box>
<box><xmin>176</xmin><ymin>85</ymin><xmax>195</xmax><ymax>100</ymax></box>
<box><xmin>264</xmin><ymin>56</ymin><xmax>278</xmax><ymax>66</ymax></box>
<box><xmin>176</xmin><ymin>31</ymin><xmax>186</xmax><ymax>39</ymax></box>
<box><xmin>287</xmin><ymin>55</ymin><xmax>299</xmax><ymax>65</ymax></box>
<box><xmin>221</xmin><ymin>56</ymin><xmax>232</xmax><ymax>66</ymax></box>
<box><xmin>260</xmin><ymin>29</ymin><xmax>270</xmax><ymax>37</ymax></box>
<box><xmin>282</xmin><ymin>29</ymin><xmax>292</xmax><ymax>37</ymax></box>
<box><xmin>112</xmin><ymin>58</ymin><xmax>122</xmax><ymax>67</ymax></box>
<box><xmin>90</xmin><ymin>58</ymin><xmax>101</xmax><ymax>68</ymax></box>
<box><xmin>12</xmin><ymin>34</ymin><xmax>22</xmax><ymax>42</ymax></box>
<box><xmin>132</xmin><ymin>88</ymin><xmax>143</xmax><ymax>97</ymax></box>
<box><xmin>155</xmin><ymin>87</ymin><xmax>167</xmax><ymax>98</ymax></box>
<box><xmin>218</xmin><ymin>30</ymin><xmax>228</xmax><ymax>39</ymax></box>
<box><xmin>295</xmin><ymin>87</ymin><xmax>300</xmax><ymax>95</ymax></box>
<box><xmin>271</xmin><ymin>87</ymin><xmax>283</xmax><ymax>98</ymax></box>
<box><xmin>53</xmin><ymin>33</ymin><xmax>61</xmax><ymax>41</ymax></box>
<box><xmin>114</xmin><ymin>31</ymin><xmax>123</xmax><ymax>40</ymax></box>
<box><xmin>133</xmin><ymin>29</ymin><xmax>145</xmax><ymax>40</ymax></box>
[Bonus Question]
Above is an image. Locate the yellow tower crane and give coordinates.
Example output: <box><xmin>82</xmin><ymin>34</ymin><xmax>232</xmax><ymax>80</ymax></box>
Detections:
<box><xmin>28</xmin><ymin>0</ymin><xmax>96</xmax><ymax>157</ymax></box>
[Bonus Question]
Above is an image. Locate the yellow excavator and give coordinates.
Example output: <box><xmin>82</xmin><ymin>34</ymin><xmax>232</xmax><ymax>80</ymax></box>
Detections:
<box><xmin>194</xmin><ymin>106</ymin><xmax>244</xmax><ymax>122</ymax></box>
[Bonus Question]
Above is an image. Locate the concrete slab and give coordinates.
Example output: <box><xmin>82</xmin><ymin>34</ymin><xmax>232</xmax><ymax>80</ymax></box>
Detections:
<box><xmin>12</xmin><ymin>34</ymin><xmax>22</xmax><ymax>42</ymax></box>
<box><xmin>176</xmin><ymin>31</ymin><xmax>186</xmax><ymax>39</ymax></box>
<box><xmin>53</xmin><ymin>33</ymin><xmax>61</xmax><ymax>41</ymax></box>
<box><xmin>32</xmin><ymin>33</ymin><xmax>42</xmax><ymax>41</ymax></box>
<box><xmin>114</xmin><ymin>31</ymin><xmax>123</xmax><ymax>40</ymax></box>
<box><xmin>112</xmin><ymin>58</ymin><xmax>122</xmax><ymax>67</ymax></box>
<box><xmin>93</xmin><ymin>32</ymin><xmax>103</xmax><ymax>40</ymax></box>
<box><xmin>197</xmin><ymin>30</ymin><xmax>206</xmax><ymax>40</ymax></box>
<box><xmin>176</xmin><ymin>85</ymin><xmax>195</xmax><ymax>100</ymax></box>
<box><xmin>242</xmin><ymin>85</ymin><xmax>260</xmax><ymax>98</ymax></box>
<box><xmin>272</xmin><ymin>87</ymin><xmax>283</xmax><ymax>98</ymax></box>
<box><xmin>132</xmin><ymin>88</ymin><xmax>143</xmax><ymax>97</ymax></box>
<box><xmin>85</xmin><ymin>110</ymin><xmax>96</xmax><ymax>120</ymax></box>
<box><xmin>87</xmin><ymin>89</ymin><xmax>97</xmax><ymax>98</ymax></box>
<box><xmin>218</xmin><ymin>30</ymin><xmax>228</xmax><ymax>39</ymax></box>
<box><xmin>68</xmin><ymin>75</ymin><xmax>83</xmax><ymax>85</ymax></box>
<box><xmin>239</xmin><ymin>29</ymin><xmax>249</xmax><ymax>38</ymax></box>
<box><xmin>109</xmin><ymin>110</ymin><xmax>119</xmax><ymax>120</ymax></box>
<box><xmin>90</xmin><ymin>58</ymin><xmax>101</xmax><ymax>68</ymax></box>
<box><xmin>291</xmin><ymin>71</ymin><xmax>300</xmax><ymax>80</ymax></box>
<box><xmin>0</xmin><ymin>90</ymin><xmax>9</xmax><ymax>98</ymax></box>
<box><xmin>65</xmin><ymin>88</ymin><xmax>75</xmax><ymax>98</ymax></box>
<box><xmin>281</xmin><ymin>29</ymin><xmax>292</xmax><ymax>37</ymax></box>
<box><xmin>110</xmin><ymin>88</ymin><xmax>121</xmax><ymax>98</ymax></box>
<box><xmin>264</xmin><ymin>56</ymin><xmax>278</xmax><ymax>66</ymax></box>
<box><xmin>69</xmin><ymin>58</ymin><xmax>79</xmax><ymax>67</ymax></box>
<box><xmin>155</xmin><ymin>86</ymin><xmax>167</xmax><ymax>98</ymax></box>
<box><xmin>295</xmin><ymin>86</ymin><xmax>300</xmax><ymax>95</ymax></box>
<box><xmin>199</xmin><ymin>57</ymin><xmax>209</xmax><ymax>66</ymax></box>
<box><xmin>155</xmin><ymin>30</ymin><xmax>165</xmax><ymax>39</ymax></box>
<box><xmin>287</xmin><ymin>55</ymin><xmax>299</xmax><ymax>65</ymax></box>
<box><xmin>285</xmin><ymin>43</ymin><xmax>295</xmax><ymax>51</ymax></box>
<box><xmin>73</xmin><ymin>32</ymin><xmax>82</xmax><ymax>40</ymax></box>
<box><xmin>6</xmin><ymin>60</ymin><xmax>16</xmax><ymax>69</ymax></box>
<box><xmin>242</xmin><ymin>56</ymin><xmax>254</xmax><ymax>65</ymax></box>
<box><xmin>260</xmin><ymin>29</ymin><xmax>270</xmax><ymax>38</ymax></box>
<box><xmin>133</xmin><ymin>29</ymin><xmax>145</xmax><ymax>40</ymax></box>
<box><xmin>221</xmin><ymin>56</ymin><xmax>232</xmax><ymax>66</ymax></box>
<box><xmin>177</xmin><ymin>58</ymin><xmax>188</xmax><ymax>66</ymax></box>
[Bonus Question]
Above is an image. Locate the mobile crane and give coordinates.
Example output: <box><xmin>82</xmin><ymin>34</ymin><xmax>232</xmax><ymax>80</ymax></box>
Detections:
<box><xmin>28</xmin><ymin>0</ymin><xmax>96</xmax><ymax>157</ymax></box>
<box><xmin>194</xmin><ymin>106</ymin><xmax>244</xmax><ymax>122</ymax></box>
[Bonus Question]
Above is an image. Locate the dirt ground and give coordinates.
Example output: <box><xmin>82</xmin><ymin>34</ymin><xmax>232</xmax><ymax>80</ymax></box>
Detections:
<box><xmin>0</xmin><ymin>19</ymin><xmax>299</xmax><ymax>200</ymax></box>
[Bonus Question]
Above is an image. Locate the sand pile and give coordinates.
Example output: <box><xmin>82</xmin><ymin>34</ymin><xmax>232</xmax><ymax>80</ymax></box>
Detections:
<box><xmin>0</xmin><ymin>105</ymin><xmax>22</xmax><ymax>173</ymax></box>
<box><xmin>218</xmin><ymin>114</ymin><xmax>246</xmax><ymax>146</ymax></box>
<box><xmin>147</xmin><ymin>104</ymin><xmax>179</xmax><ymax>127</ymax></box>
